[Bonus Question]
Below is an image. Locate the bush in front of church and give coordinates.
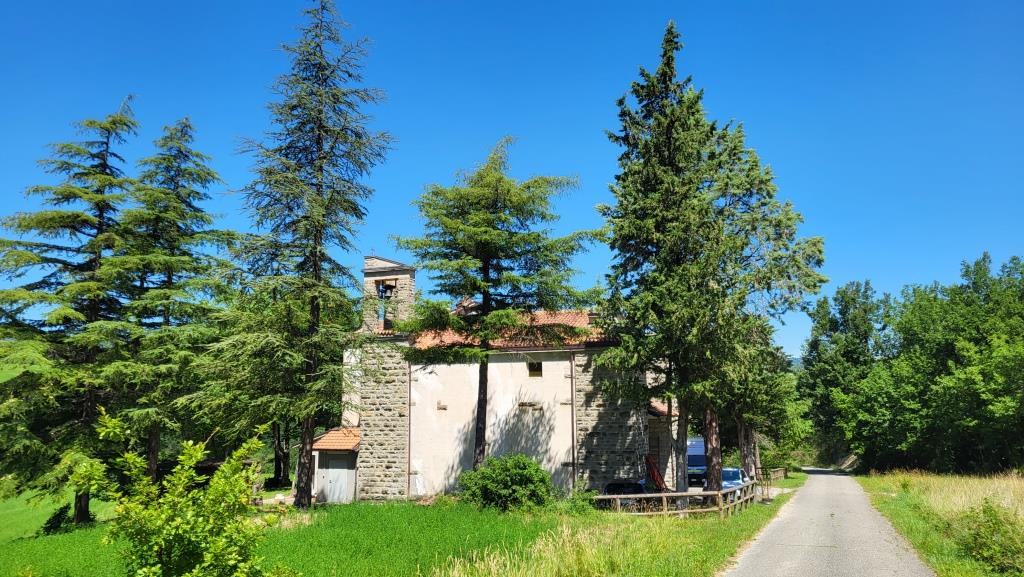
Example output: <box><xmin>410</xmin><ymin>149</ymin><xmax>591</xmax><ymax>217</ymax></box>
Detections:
<box><xmin>458</xmin><ymin>454</ymin><xmax>554</xmax><ymax>511</ymax></box>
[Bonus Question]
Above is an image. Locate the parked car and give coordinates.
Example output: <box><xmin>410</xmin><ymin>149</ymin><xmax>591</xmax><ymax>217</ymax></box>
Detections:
<box><xmin>721</xmin><ymin>467</ymin><xmax>752</xmax><ymax>501</ymax></box>
<box><xmin>603</xmin><ymin>479</ymin><xmax>647</xmax><ymax>495</ymax></box>
<box><xmin>721</xmin><ymin>467</ymin><xmax>751</xmax><ymax>490</ymax></box>
<box><xmin>598</xmin><ymin>479</ymin><xmax>651</xmax><ymax>511</ymax></box>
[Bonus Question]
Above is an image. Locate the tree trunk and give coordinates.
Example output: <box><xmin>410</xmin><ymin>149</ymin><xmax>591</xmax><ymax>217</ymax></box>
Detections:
<box><xmin>473</xmin><ymin>357</ymin><xmax>489</xmax><ymax>468</ymax></box>
<box><xmin>293</xmin><ymin>416</ymin><xmax>316</xmax><ymax>508</ymax></box>
<box><xmin>673</xmin><ymin>400</ymin><xmax>689</xmax><ymax>491</ymax></box>
<box><xmin>73</xmin><ymin>490</ymin><xmax>91</xmax><ymax>524</ymax></box>
<box><xmin>273</xmin><ymin>421</ymin><xmax>291</xmax><ymax>486</ymax></box>
<box><xmin>284</xmin><ymin>420</ymin><xmax>291</xmax><ymax>486</ymax></box>
<box><xmin>744</xmin><ymin>425</ymin><xmax>758</xmax><ymax>480</ymax></box>
<box><xmin>703</xmin><ymin>405</ymin><xmax>723</xmax><ymax>492</ymax></box>
<box><xmin>146</xmin><ymin>423</ymin><xmax>160</xmax><ymax>481</ymax></box>
<box><xmin>753</xmin><ymin>428</ymin><xmax>763</xmax><ymax>480</ymax></box>
<box><xmin>272</xmin><ymin>422</ymin><xmax>283</xmax><ymax>483</ymax></box>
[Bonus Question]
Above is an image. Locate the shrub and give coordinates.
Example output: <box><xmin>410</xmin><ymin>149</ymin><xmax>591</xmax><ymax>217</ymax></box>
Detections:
<box><xmin>107</xmin><ymin>437</ymin><xmax>297</xmax><ymax>577</ymax></box>
<box><xmin>458</xmin><ymin>454</ymin><xmax>553</xmax><ymax>511</ymax></box>
<box><xmin>554</xmin><ymin>489</ymin><xmax>597</xmax><ymax>516</ymax></box>
<box><xmin>954</xmin><ymin>499</ymin><xmax>1024</xmax><ymax>575</ymax></box>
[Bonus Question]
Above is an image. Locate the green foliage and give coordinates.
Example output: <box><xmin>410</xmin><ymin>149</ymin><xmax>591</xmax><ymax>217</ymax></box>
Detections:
<box><xmin>395</xmin><ymin>137</ymin><xmax>595</xmax><ymax>466</ymax></box>
<box><xmin>596</xmin><ymin>22</ymin><xmax>824</xmax><ymax>489</ymax></box>
<box><xmin>108</xmin><ymin>437</ymin><xmax>295</xmax><ymax>577</ymax></box>
<box><xmin>0</xmin><ymin>104</ymin><xmax>140</xmax><ymax>518</ymax></box>
<box><xmin>554</xmin><ymin>489</ymin><xmax>598</xmax><ymax>516</ymax></box>
<box><xmin>814</xmin><ymin>255</ymin><xmax>1024</xmax><ymax>472</ymax></box>
<box><xmin>458</xmin><ymin>454</ymin><xmax>554</xmax><ymax>511</ymax></box>
<box><xmin>798</xmin><ymin>280</ymin><xmax>889</xmax><ymax>462</ymax></box>
<box><xmin>238</xmin><ymin>0</ymin><xmax>389</xmax><ymax>507</ymax></box>
<box><xmin>394</xmin><ymin>136</ymin><xmax>595</xmax><ymax>348</ymax></box>
<box><xmin>954</xmin><ymin>500</ymin><xmax>1024</xmax><ymax>575</ymax></box>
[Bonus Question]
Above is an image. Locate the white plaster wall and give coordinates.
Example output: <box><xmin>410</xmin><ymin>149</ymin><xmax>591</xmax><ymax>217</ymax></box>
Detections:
<box><xmin>408</xmin><ymin>351</ymin><xmax>575</xmax><ymax>497</ymax></box>
<box><xmin>408</xmin><ymin>363</ymin><xmax>477</xmax><ymax>497</ymax></box>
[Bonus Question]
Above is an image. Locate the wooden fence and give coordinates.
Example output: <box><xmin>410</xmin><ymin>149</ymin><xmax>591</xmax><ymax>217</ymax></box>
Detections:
<box><xmin>756</xmin><ymin>467</ymin><xmax>786</xmax><ymax>500</ymax></box>
<box><xmin>592</xmin><ymin>481</ymin><xmax>759</xmax><ymax>518</ymax></box>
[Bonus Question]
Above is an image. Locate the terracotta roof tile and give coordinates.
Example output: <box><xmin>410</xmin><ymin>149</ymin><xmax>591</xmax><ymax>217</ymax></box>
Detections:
<box><xmin>648</xmin><ymin>399</ymin><xmax>679</xmax><ymax>417</ymax></box>
<box><xmin>413</xmin><ymin>310</ymin><xmax>609</xmax><ymax>350</ymax></box>
<box><xmin>312</xmin><ymin>427</ymin><xmax>360</xmax><ymax>451</ymax></box>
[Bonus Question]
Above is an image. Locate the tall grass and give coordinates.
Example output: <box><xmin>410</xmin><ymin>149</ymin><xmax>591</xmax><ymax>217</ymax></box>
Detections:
<box><xmin>259</xmin><ymin>501</ymin><xmax>558</xmax><ymax>577</ymax></box>
<box><xmin>871</xmin><ymin>470</ymin><xmax>1023</xmax><ymax>519</ymax></box>
<box><xmin>431</xmin><ymin>493</ymin><xmax>798</xmax><ymax>577</ymax></box>
<box><xmin>0</xmin><ymin>481</ymin><xmax>804</xmax><ymax>577</ymax></box>
<box><xmin>859</xmin><ymin>471</ymin><xmax>1024</xmax><ymax>577</ymax></box>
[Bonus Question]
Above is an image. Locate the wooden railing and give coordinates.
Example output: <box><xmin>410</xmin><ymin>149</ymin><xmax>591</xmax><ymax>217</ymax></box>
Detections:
<box><xmin>592</xmin><ymin>481</ymin><xmax>760</xmax><ymax>518</ymax></box>
<box><xmin>757</xmin><ymin>467</ymin><xmax>787</xmax><ymax>500</ymax></box>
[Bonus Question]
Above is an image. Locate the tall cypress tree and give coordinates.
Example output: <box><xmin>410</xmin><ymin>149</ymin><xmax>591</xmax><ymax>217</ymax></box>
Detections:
<box><xmin>597</xmin><ymin>23</ymin><xmax>825</xmax><ymax>491</ymax></box>
<box><xmin>102</xmin><ymin>118</ymin><xmax>223</xmax><ymax>479</ymax></box>
<box><xmin>242</xmin><ymin>0</ymin><xmax>390</xmax><ymax>507</ymax></box>
<box><xmin>0</xmin><ymin>104</ymin><xmax>137</xmax><ymax>522</ymax></box>
<box><xmin>395</xmin><ymin>138</ymin><xmax>594</xmax><ymax>469</ymax></box>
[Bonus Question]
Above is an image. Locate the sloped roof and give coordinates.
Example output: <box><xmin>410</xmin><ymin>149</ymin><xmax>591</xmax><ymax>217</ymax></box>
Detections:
<box><xmin>648</xmin><ymin>399</ymin><xmax>680</xmax><ymax>417</ymax></box>
<box><xmin>363</xmin><ymin>255</ymin><xmax>414</xmax><ymax>272</ymax></box>
<box><xmin>413</xmin><ymin>310</ymin><xmax>609</xmax><ymax>350</ymax></box>
<box><xmin>312</xmin><ymin>427</ymin><xmax>360</xmax><ymax>451</ymax></box>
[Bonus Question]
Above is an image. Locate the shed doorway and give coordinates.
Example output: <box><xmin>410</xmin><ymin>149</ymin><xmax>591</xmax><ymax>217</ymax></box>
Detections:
<box><xmin>315</xmin><ymin>451</ymin><xmax>357</xmax><ymax>503</ymax></box>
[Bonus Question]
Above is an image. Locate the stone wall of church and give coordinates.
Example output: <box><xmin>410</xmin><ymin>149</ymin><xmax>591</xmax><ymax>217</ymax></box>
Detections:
<box><xmin>572</xmin><ymin>351</ymin><xmax>647</xmax><ymax>491</ymax></box>
<box><xmin>355</xmin><ymin>340</ymin><xmax>410</xmax><ymax>500</ymax></box>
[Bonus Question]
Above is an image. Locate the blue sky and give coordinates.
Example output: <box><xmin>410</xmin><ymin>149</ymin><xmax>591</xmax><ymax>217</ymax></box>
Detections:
<box><xmin>2</xmin><ymin>1</ymin><xmax>1022</xmax><ymax>356</ymax></box>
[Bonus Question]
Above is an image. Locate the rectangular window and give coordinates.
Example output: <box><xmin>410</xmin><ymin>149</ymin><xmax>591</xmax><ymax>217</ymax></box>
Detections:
<box><xmin>527</xmin><ymin>361</ymin><xmax>543</xmax><ymax>377</ymax></box>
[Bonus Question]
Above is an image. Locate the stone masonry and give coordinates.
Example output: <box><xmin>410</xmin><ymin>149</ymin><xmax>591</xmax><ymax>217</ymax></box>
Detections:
<box><xmin>353</xmin><ymin>254</ymin><xmax>650</xmax><ymax>499</ymax></box>
<box><xmin>355</xmin><ymin>339</ymin><xmax>410</xmax><ymax>500</ymax></box>
<box><xmin>572</xmin><ymin>350</ymin><xmax>646</xmax><ymax>490</ymax></box>
<box><xmin>362</xmin><ymin>256</ymin><xmax>415</xmax><ymax>332</ymax></box>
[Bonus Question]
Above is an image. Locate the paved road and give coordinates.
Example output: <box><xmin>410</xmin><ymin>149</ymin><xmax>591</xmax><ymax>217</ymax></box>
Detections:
<box><xmin>722</xmin><ymin>469</ymin><xmax>934</xmax><ymax>577</ymax></box>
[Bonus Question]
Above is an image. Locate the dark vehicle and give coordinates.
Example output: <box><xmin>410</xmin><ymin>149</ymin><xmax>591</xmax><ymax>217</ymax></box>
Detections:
<box><xmin>686</xmin><ymin>437</ymin><xmax>706</xmax><ymax>487</ymax></box>
<box><xmin>603</xmin><ymin>479</ymin><xmax>647</xmax><ymax>495</ymax></box>
<box><xmin>597</xmin><ymin>479</ymin><xmax>651</xmax><ymax>510</ymax></box>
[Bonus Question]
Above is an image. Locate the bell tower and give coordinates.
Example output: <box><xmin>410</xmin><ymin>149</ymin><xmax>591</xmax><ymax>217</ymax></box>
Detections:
<box><xmin>362</xmin><ymin>255</ymin><xmax>415</xmax><ymax>332</ymax></box>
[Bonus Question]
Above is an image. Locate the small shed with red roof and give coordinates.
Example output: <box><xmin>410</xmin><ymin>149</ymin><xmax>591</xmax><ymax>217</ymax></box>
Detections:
<box><xmin>311</xmin><ymin>427</ymin><xmax>360</xmax><ymax>503</ymax></box>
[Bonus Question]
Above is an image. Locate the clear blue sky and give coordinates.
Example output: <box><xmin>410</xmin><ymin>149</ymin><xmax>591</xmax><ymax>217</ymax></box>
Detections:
<box><xmin>3</xmin><ymin>1</ymin><xmax>1022</xmax><ymax>356</ymax></box>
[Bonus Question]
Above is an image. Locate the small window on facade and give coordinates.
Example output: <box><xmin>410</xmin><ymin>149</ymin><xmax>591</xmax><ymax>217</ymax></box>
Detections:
<box><xmin>527</xmin><ymin>361</ymin><xmax>543</xmax><ymax>377</ymax></box>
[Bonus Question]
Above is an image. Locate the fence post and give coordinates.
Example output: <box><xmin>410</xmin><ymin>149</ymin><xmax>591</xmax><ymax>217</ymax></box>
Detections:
<box><xmin>717</xmin><ymin>492</ymin><xmax>724</xmax><ymax>519</ymax></box>
<box><xmin>614</xmin><ymin>497</ymin><xmax>621</xmax><ymax>513</ymax></box>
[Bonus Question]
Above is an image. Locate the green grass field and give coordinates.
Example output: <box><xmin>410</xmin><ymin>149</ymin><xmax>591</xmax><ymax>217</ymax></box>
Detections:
<box><xmin>0</xmin><ymin>476</ymin><xmax>807</xmax><ymax>577</ymax></box>
<box><xmin>773</xmin><ymin>471</ymin><xmax>808</xmax><ymax>490</ymax></box>
<box><xmin>858</xmin><ymin>472</ymin><xmax>1023</xmax><ymax>577</ymax></box>
<box><xmin>0</xmin><ymin>494</ymin><xmax>118</xmax><ymax>577</ymax></box>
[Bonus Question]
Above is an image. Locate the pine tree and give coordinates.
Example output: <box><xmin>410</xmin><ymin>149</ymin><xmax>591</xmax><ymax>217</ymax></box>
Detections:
<box><xmin>242</xmin><ymin>0</ymin><xmax>390</xmax><ymax>507</ymax></box>
<box><xmin>101</xmin><ymin>118</ymin><xmax>223</xmax><ymax>479</ymax></box>
<box><xmin>395</xmin><ymin>137</ymin><xmax>594</xmax><ymax>468</ymax></box>
<box><xmin>0</xmin><ymin>104</ymin><xmax>138</xmax><ymax>522</ymax></box>
<box><xmin>597</xmin><ymin>23</ymin><xmax>825</xmax><ymax>491</ymax></box>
